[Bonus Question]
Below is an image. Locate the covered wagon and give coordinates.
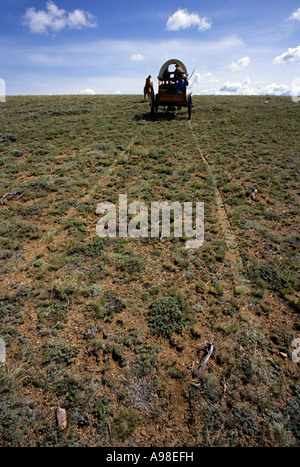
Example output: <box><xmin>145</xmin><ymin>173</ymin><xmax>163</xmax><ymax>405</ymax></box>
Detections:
<box><xmin>151</xmin><ymin>59</ymin><xmax>193</xmax><ymax>119</ymax></box>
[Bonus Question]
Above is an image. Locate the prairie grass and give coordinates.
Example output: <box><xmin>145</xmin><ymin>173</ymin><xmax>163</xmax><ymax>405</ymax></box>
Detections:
<box><xmin>0</xmin><ymin>94</ymin><xmax>299</xmax><ymax>447</ymax></box>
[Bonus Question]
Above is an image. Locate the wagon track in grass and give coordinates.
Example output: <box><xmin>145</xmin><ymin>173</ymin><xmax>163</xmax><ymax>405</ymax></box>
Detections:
<box><xmin>188</xmin><ymin>120</ymin><xmax>249</xmax><ymax>293</ymax></box>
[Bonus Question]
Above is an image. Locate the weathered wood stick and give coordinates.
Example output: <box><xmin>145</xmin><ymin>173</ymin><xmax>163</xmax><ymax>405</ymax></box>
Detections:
<box><xmin>1</xmin><ymin>189</ymin><xmax>23</xmax><ymax>205</ymax></box>
<box><xmin>199</xmin><ymin>339</ymin><xmax>214</xmax><ymax>373</ymax></box>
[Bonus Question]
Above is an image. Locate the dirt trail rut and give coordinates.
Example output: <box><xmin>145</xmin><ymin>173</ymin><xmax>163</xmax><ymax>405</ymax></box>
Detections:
<box><xmin>188</xmin><ymin>120</ymin><xmax>249</xmax><ymax>292</ymax></box>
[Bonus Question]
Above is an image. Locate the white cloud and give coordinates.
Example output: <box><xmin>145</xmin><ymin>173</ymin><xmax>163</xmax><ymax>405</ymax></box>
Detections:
<box><xmin>130</xmin><ymin>54</ymin><xmax>145</xmax><ymax>61</ymax></box>
<box><xmin>67</xmin><ymin>9</ymin><xmax>96</xmax><ymax>29</ymax></box>
<box><xmin>80</xmin><ymin>88</ymin><xmax>95</xmax><ymax>95</ymax></box>
<box><xmin>219</xmin><ymin>79</ymin><xmax>293</xmax><ymax>96</ymax></box>
<box><xmin>189</xmin><ymin>72</ymin><xmax>219</xmax><ymax>94</ymax></box>
<box><xmin>23</xmin><ymin>1</ymin><xmax>97</xmax><ymax>34</ymax></box>
<box><xmin>273</xmin><ymin>46</ymin><xmax>300</xmax><ymax>64</ymax></box>
<box><xmin>0</xmin><ymin>78</ymin><xmax>5</xmax><ymax>103</ymax></box>
<box><xmin>263</xmin><ymin>83</ymin><xmax>291</xmax><ymax>95</ymax></box>
<box><xmin>228</xmin><ymin>56</ymin><xmax>251</xmax><ymax>71</ymax></box>
<box><xmin>289</xmin><ymin>7</ymin><xmax>300</xmax><ymax>21</ymax></box>
<box><xmin>193</xmin><ymin>72</ymin><xmax>213</xmax><ymax>80</ymax></box>
<box><xmin>291</xmin><ymin>78</ymin><xmax>300</xmax><ymax>102</ymax></box>
<box><xmin>220</xmin><ymin>80</ymin><xmax>249</xmax><ymax>94</ymax></box>
<box><xmin>166</xmin><ymin>8</ymin><xmax>211</xmax><ymax>32</ymax></box>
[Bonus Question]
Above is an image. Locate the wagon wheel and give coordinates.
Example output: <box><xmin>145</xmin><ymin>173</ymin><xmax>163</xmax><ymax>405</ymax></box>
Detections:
<box><xmin>151</xmin><ymin>91</ymin><xmax>155</xmax><ymax>115</ymax></box>
<box><xmin>188</xmin><ymin>94</ymin><xmax>193</xmax><ymax>120</ymax></box>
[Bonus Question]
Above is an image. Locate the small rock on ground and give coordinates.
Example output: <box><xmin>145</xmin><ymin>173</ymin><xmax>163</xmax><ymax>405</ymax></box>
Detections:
<box><xmin>56</xmin><ymin>407</ymin><xmax>67</xmax><ymax>431</ymax></box>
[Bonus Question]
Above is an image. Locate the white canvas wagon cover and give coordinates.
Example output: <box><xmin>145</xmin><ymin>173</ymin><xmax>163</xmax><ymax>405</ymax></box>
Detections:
<box><xmin>158</xmin><ymin>59</ymin><xmax>188</xmax><ymax>80</ymax></box>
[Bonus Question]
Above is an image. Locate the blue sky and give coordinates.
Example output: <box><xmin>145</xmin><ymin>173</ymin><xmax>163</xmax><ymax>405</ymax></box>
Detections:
<box><xmin>0</xmin><ymin>0</ymin><xmax>299</xmax><ymax>95</ymax></box>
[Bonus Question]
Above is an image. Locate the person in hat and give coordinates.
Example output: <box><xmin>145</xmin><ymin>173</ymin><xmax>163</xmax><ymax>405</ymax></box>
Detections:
<box><xmin>174</xmin><ymin>64</ymin><xmax>184</xmax><ymax>81</ymax></box>
<box><xmin>145</xmin><ymin>75</ymin><xmax>153</xmax><ymax>89</ymax></box>
<box><xmin>162</xmin><ymin>67</ymin><xmax>171</xmax><ymax>82</ymax></box>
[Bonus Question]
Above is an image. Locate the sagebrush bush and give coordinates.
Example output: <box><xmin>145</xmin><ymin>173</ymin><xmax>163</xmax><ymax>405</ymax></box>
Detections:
<box><xmin>147</xmin><ymin>295</ymin><xmax>190</xmax><ymax>338</ymax></box>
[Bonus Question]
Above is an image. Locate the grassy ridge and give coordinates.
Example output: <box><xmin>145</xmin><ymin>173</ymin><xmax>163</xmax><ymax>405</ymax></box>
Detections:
<box><xmin>0</xmin><ymin>95</ymin><xmax>299</xmax><ymax>447</ymax></box>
